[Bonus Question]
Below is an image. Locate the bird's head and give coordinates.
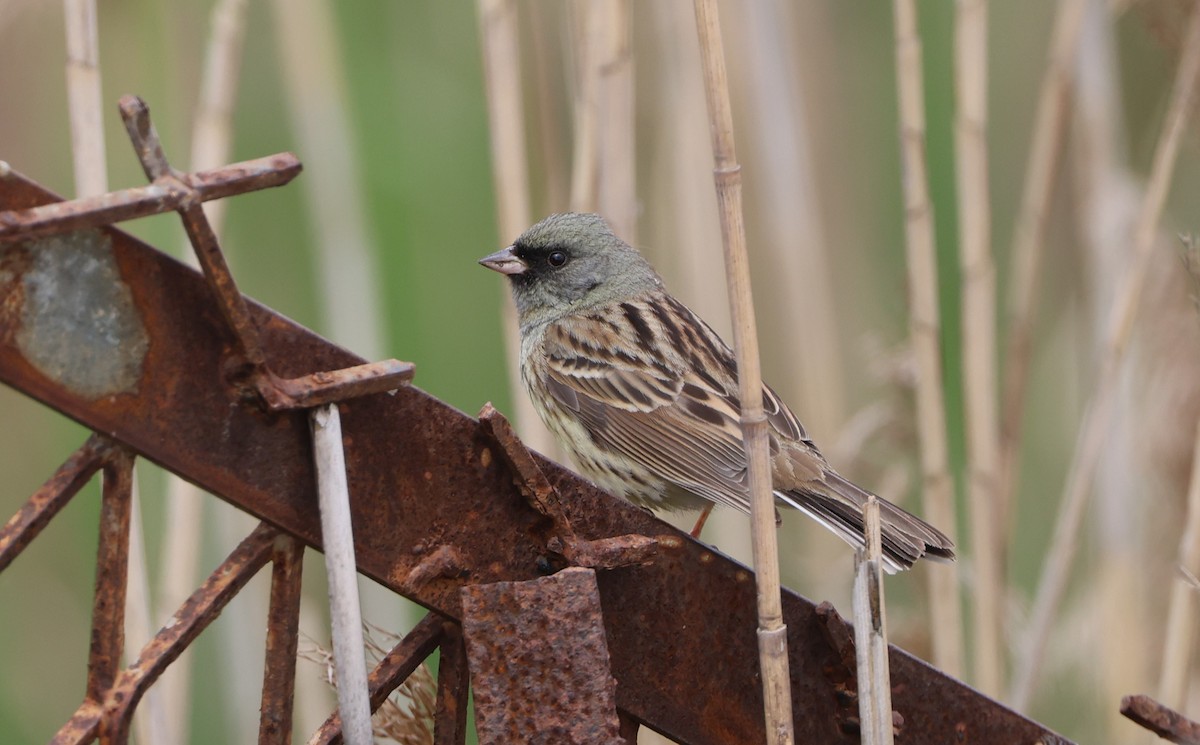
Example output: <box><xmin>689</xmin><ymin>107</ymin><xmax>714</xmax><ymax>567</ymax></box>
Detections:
<box><xmin>479</xmin><ymin>213</ymin><xmax>661</xmax><ymax>327</ymax></box>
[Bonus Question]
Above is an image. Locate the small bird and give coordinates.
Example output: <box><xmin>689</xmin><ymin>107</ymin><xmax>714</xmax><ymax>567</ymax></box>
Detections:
<box><xmin>480</xmin><ymin>212</ymin><xmax>954</xmax><ymax>572</ymax></box>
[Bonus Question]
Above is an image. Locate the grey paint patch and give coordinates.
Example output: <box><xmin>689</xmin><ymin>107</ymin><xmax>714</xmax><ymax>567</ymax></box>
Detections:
<box><xmin>15</xmin><ymin>230</ymin><xmax>149</xmax><ymax>399</ymax></box>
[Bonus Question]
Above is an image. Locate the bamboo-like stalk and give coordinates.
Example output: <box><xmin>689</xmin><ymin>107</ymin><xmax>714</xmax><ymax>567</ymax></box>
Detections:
<box><xmin>63</xmin><ymin>0</ymin><xmax>107</xmax><ymax>198</ymax></box>
<box><xmin>891</xmin><ymin>0</ymin><xmax>964</xmax><ymax>679</ymax></box>
<box><xmin>568</xmin><ymin>0</ymin><xmax>599</xmax><ymax>215</ymax></box>
<box><xmin>310</xmin><ymin>404</ymin><xmax>372</xmax><ymax>745</ymax></box>
<box><xmin>691</xmin><ymin>1</ymin><xmax>793</xmax><ymax>741</ymax></box>
<box><xmin>734</xmin><ymin>1</ymin><xmax>844</xmax><ymax>442</ymax></box>
<box><xmin>186</xmin><ymin>0</ymin><xmax>249</xmax><ymax>238</ymax></box>
<box><xmin>1009</xmin><ymin>2</ymin><xmax>1200</xmax><ymax>709</ymax></box>
<box><xmin>593</xmin><ymin>0</ymin><xmax>636</xmax><ymax>241</ymax></box>
<box><xmin>63</xmin><ymin>4</ymin><xmax>168</xmax><ymax>740</ymax></box>
<box><xmin>1157</xmin><ymin>420</ymin><xmax>1200</xmax><ymax>710</ymax></box>
<box><xmin>124</xmin><ymin>477</ymin><xmax>170</xmax><ymax>745</ymax></box>
<box><xmin>854</xmin><ymin>497</ymin><xmax>894</xmax><ymax>745</ymax></box>
<box><xmin>527</xmin><ymin>2</ymin><xmax>569</xmax><ymax>215</ymax></box>
<box><xmin>269</xmin><ymin>0</ymin><xmax>384</xmax><ymax>360</ymax></box>
<box><xmin>997</xmin><ymin>0</ymin><xmax>1087</xmax><ymax>551</ymax></box>
<box><xmin>954</xmin><ymin>0</ymin><xmax>1002</xmax><ymax>697</ymax></box>
<box><xmin>477</xmin><ymin>0</ymin><xmax>559</xmax><ymax>456</ymax></box>
<box><xmin>156</xmin><ymin>1</ymin><xmax>251</xmax><ymax>739</ymax></box>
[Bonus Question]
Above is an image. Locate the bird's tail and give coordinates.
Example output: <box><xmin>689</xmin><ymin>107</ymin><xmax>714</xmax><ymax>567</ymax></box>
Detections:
<box><xmin>777</xmin><ymin>470</ymin><xmax>955</xmax><ymax>573</ymax></box>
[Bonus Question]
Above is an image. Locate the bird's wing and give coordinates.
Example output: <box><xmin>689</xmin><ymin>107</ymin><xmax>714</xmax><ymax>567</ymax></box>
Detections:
<box><xmin>540</xmin><ymin>295</ymin><xmax>821</xmax><ymax>511</ymax></box>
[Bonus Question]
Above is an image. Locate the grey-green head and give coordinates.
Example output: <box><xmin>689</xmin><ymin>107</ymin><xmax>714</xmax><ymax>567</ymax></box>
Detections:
<box><xmin>479</xmin><ymin>213</ymin><xmax>661</xmax><ymax>328</ymax></box>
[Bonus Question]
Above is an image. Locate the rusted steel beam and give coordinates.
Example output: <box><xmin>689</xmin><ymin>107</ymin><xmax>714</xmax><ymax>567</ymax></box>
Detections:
<box><xmin>1122</xmin><ymin>695</ymin><xmax>1200</xmax><ymax>745</ymax></box>
<box><xmin>432</xmin><ymin>623</ymin><xmax>469</xmax><ymax>745</ymax></box>
<box><xmin>309</xmin><ymin>612</ymin><xmax>447</xmax><ymax>745</ymax></box>
<box><xmin>0</xmin><ymin>434</ymin><xmax>114</xmax><ymax>572</ymax></box>
<box><xmin>260</xmin><ymin>533</ymin><xmax>305</xmax><ymax>745</ymax></box>
<box><xmin>462</xmin><ymin>568</ymin><xmax>625</xmax><ymax>744</ymax></box>
<box><xmin>0</xmin><ymin>168</ymin><xmax>1073</xmax><ymax>744</ymax></box>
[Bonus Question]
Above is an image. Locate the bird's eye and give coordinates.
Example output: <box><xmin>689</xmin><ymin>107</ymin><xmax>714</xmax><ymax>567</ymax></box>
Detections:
<box><xmin>547</xmin><ymin>250</ymin><xmax>568</xmax><ymax>267</ymax></box>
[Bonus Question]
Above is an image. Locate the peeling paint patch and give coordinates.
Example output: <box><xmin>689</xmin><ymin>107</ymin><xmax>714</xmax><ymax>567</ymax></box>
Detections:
<box><xmin>14</xmin><ymin>230</ymin><xmax>148</xmax><ymax>399</ymax></box>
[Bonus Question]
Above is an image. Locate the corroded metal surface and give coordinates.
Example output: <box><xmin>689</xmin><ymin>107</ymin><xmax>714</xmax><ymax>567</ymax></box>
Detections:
<box><xmin>433</xmin><ymin>623</ymin><xmax>469</xmax><ymax>745</ymax></box>
<box><xmin>260</xmin><ymin>533</ymin><xmax>305</xmax><ymax>744</ymax></box>
<box><xmin>462</xmin><ymin>568</ymin><xmax>624</xmax><ymax>745</ymax></box>
<box><xmin>0</xmin><ymin>434</ymin><xmax>112</xmax><ymax>572</ymax></box>
<box><xmin>1122</xmin><ymin>695</ymin><xmax>1200</xmax><ymax>744</ymax></box>
<box><xmin>0</xmin><ymin>164</ymin><xmax>1074</xmax><ymax>744</ymax></box>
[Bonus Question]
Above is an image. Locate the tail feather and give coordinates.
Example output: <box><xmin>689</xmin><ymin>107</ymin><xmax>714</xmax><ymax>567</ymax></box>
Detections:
<box><xmin>776</xmin><ymin>470</ymin><xmax>955</xmax><ymax>573</ymax></box>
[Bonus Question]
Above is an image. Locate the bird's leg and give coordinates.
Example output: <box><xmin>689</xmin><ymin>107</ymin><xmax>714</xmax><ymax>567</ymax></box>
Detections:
<box><xmin>689</xmin><ymin>504</ymin><xmax>714</xmax><ymax>538</ymax></box>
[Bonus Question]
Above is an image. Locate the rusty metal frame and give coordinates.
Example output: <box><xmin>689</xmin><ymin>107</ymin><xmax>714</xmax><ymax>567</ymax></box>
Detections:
<box><xmin>0</xmin><ymin>98</ymin><xmax>1089</xmax><ymax>743</ymax></box>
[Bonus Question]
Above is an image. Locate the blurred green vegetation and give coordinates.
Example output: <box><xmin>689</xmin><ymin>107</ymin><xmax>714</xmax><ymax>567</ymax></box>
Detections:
<box><xmin>0</xmin><ymin>1</ymin><xmax>1197</xmax><ymax>743</ymax></box>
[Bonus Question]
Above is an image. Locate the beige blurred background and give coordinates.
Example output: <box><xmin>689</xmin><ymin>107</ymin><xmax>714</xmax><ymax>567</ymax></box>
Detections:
<box><xmin>1</xmin><ymin>0</ymin><xmax>1199</xmax><ymax>742</ymax></box>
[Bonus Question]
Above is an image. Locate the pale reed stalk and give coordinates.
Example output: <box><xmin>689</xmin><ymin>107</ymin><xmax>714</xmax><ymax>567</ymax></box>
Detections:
<box><xmin>1156</xmin><ymin>421</ymin><xmax>1200</xmax><ymax>711</ymax></box>
<box><xmin>63</xmin><ymin>0</ymin><xmax>106</xmax><ymax>197</ymax></box>
<box><xmin>63</xmin><ymin>4</ymin><xmax>168</xmax><ymax>740</ymax></box>
<box><xmin>891</xmin><ymin>0</ymin><xmax>963</xmax><ymax>680</ymax></box>
<box><xmin>1010</xmin><ymin>1</ymin><xmax>1200</xmax><ymax>709</ymax></box>
<box><xmin>477</xmin><ymin>0</ymin><xmax>558</xmax><ymax>455</ymax></box>
<box><xmin>955</xmin><ymin>0</ymin><xmax>1002</xmax><ymax>696</ymax></box>
<box><xmin>593</xmin><ymin>0</ymin><xmax>635</xmax><ymax>241</ymax></box>
<box><xmin>997</xmin><ymin>0</ymin><xmax>1087</xmax><ymax>547</ymax></box>
<box><xmin>692</xmin><ymin>0</ymin><xmax>793</xmax><ymax>741</ymax></box>
<box><xmin>158</xmin><ymin>1</ymin><xmax>250</xmax><ymax>740</ymax></box>
<box><xmin>853</xmin><ymin>498</ymin><xmax>894</xmax><ymax>745</ymax></box>
<box><xmin>270</xmin><ymin>1</ymin><xmax>391</xmax><ymax>736</ymax></box>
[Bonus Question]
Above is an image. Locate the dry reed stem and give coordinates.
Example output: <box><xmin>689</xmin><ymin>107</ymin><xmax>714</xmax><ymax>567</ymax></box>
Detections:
<box><xmin>155</xmin><ymin>2</ymin><xmax>251</xmax><ymax>737</ymax></box>
<box><xmin>569</xmin><ymin>0</ymin><xmax>599</xmax><ymax>214</ymax></box>
<box><xmin>1010</xmin><ymin>2</ymin><xmax>1200</xmax><ymax>710</ymax></box>
<box><xmin>527</xmin><ymin>3</ymin><xmax>569</xmax><ymax>213</ymax></box>
<box><xmin>891</xmin><ymin>0</ymin><xmax>964</xmax><ymax>678</ymax></box>
<box><xmin>124</xmin><ymin>475</ymin><xmax>170</xmax><ymax>745</ymax></box>
<box><xmin>311</xmin><ymin>404</ymin><xmax>372</xmax><ymax>745</ymax></box>
<box><xmin>854</xmin><ymin>497</ymin><xmax>894</xmax><ymax>745</ymax></box>
<box><xmin>1157</xmin><ymin>420</ymin><xmax>1200</xmax><ymax>711</ymax></box>
<box><xmin>954</xmin><ymin>0</ymin><xmax>1003</xmax><ymax>697</ymax></box>
<box><xmin>477</xmin><ymin>0</ymin><xmax>558</xmax><ymax>456</ymax></box>
<box><xmin>692</xmin><ymin>1</ymin><xmax>793</xmax><ymax>741</ymax></box>
<box><xmin>593</xmin><ymin>0</ymin><xmax>636</xmax><ymax>241</ymax></box>
<box><xmin>734</xmin><ymin>1</ymin><xmax>845</xmax><ymax>441</ymax></box>
<box><xmin>63</xmin><ymin>4</ymin><xmax>167</xmax><ymax>739</ymax></box>
<box><xmin>63</xmin><ymin>0</ymin><xmax>107</xmax><ymax>197</ymax></box>
<box><xmin>186</xmin><ymin>0</ymin><xmax>249</xmax><ymax>238</ymax></box>
<box><xmin>270</xmin><ymin>0</ymin><xmax>384</xmax><ymax>360</ymax></box>
<box><xmin>997</xmin><ymin>0</ymin><xmax>1087</xmax><ymax>545</ymax></box>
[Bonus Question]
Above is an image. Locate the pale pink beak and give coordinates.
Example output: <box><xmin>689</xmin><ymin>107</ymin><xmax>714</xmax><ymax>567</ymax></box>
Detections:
<box><xmin>478</xmin><ymin>245</ymin><xmax>528</xmax><ymax>275</ymax></box>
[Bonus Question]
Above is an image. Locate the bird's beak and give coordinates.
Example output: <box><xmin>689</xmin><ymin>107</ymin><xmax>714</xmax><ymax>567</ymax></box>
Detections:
<box><xmin>478</xmin><ymin>245</ymin><xmax>529</xmax><ymax>276</ymax></box>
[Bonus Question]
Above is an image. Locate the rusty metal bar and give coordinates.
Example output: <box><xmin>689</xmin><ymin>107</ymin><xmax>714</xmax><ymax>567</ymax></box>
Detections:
<box><xmin>259</xmin><ymin>533</ymin><xmax>305</xmax><ymax>745</ymax></box>
<box><xmin>87</xmin><ymin>450</ymin><xmax>135</xmax><ymax>704</ymax></box>
<box><xmin>49</xmin><ymin>448</ymin><xmax>135</xmax><ymax>745</ymax></box>
<box><xmin>462</xmin><ymin>568</ymin><xmax>625</xmax><ymax>744</ymax></box>
<box><xmin>260</xmin><ymin>361</ymin><xmax>416</xmax><ymax>412</ymax></box>
<box><xmin>309</xmin><ymin>612</ymin><xmax>447</xmax><ymax>745</ymax></box>
<box><xmin>0</xmin><ymin>167</ymin><xmax>1073</xmax><ymax>744</ymax></box>
<box><xmin>479</xmin><ymin>404</ymin><xmax>660</xmax><ymax>571</ymax></box>
<box><xmin>0</xmin><ymin>155</ymin><xmax>300</xmax><ymax>243</ymax></box>
<box><xmin>100</xmin><ymin>523</ymin><xmax>279</xmax><ymax>742</ymax></box>
<box><xmin>432</xmin><ymin>623</ymin><xmax>469</xmax><ymax>745</ymax></box>
<box><xmin>118</xmin><ymin>94</ymin><xmax>268</xmax><ymax>369</ymax></box>
<box><xmin>0</xmin><ymin>434</ymin><xmax>113</xmax><ymax>572</ymax></box>
<box><xmin>1122</xmin><ymin>695</ymin><xmax>1200</xmax><ymax>745</ymax></box>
